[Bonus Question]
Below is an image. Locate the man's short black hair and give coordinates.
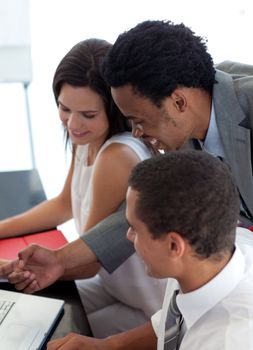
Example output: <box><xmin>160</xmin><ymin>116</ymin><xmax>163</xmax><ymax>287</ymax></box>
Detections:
<box><xmin>128</xmin><ymin>150</ymin><xmax>240</xmax><ymax>259</ymax></box>
<box><xmin>103</xmin><ymin>20</ymin><xmax>216</xmax><ymax>106</ymax></box>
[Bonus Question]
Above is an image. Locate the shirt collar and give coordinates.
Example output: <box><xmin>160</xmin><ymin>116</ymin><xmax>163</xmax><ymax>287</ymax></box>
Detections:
<box><xmin>199</xmin><ymin>101</ymin><xmax>226</xmax><ymax>159</ymax></box>
<box><xmin>176</xmin><ymin>244</ymin><xmax>245</xmax><ymax>329</ymax></box>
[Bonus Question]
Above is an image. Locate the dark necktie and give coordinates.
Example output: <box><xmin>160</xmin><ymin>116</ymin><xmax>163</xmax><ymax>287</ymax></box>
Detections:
<box><xmin>164</xmin><ymin>290</ymin><xmax>184</xmax><ymax>350</ymax></box>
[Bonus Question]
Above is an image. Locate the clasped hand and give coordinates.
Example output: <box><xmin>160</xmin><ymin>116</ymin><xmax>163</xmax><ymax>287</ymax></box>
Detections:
<box><xmin>0</xmin><ymin>246</ymin><xmax>113</xmax><ymax>349</ymax></box>
<box><xmin>0</xmin><ymin>244</ymin><xmax>64</xmax><ymax>293</ymax></box>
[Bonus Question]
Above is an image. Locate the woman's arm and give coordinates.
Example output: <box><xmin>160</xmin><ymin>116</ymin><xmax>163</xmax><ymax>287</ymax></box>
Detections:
<box><xmin>62</xmin><ymin>143</ymin><xmax>141</xmax><ymax>277</ymax></box>
<box><xmin>83</xmin><ymin>143</ymin><xmax>140</xmax><ymax>231</ymax></box>
<box><xmin>2</xmin><ymin>143</ymin><xmax>142</xmax><ymax>286</ymax></box>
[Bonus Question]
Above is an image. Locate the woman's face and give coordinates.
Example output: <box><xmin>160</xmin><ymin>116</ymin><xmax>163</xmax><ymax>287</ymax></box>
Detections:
<box><xmin>58</xmin><ymin>83</ymin><xmax>109</xmax><ymax>148</ymax></box>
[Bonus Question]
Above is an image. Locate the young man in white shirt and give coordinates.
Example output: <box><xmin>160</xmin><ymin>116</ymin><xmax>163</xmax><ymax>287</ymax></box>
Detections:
<box><xmin>125</xmin><ymin>150</ymin><xmax>253</xmax><ymax>350</ymax></box>
<box><xmin>44</xmin><ymin>150</ymin><xmax>253</xmax><ymax>349</ymax></box>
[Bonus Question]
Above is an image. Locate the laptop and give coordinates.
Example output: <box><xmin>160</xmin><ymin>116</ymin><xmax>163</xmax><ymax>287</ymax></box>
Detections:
<box><xmin>0</xmin><ymin>288</ymin><xmax>64</xmax><ymax>350</ymax></box>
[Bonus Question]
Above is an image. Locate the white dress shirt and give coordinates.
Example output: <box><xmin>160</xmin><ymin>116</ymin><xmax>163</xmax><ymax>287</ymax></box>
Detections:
<box><xmin>151</xmin><ymin>227</ymin><xmax>253</xmax><ymax>349</ymax></box>
<box><xmin>200</xmin><ymin>101</ymin><xmax>226</xmax><ymax>159</ymax></box>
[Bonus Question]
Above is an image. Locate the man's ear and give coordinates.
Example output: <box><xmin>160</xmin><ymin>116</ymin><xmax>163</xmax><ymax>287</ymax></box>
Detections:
<box><xmin>167</xmin><ymin>231</ymin><xmax>186</xmax><ymax>258</ymax></box>
<box><xmin>171</xmin><ymin>90</ymin><xmax>187</xmax><ymax>112</ymax></box>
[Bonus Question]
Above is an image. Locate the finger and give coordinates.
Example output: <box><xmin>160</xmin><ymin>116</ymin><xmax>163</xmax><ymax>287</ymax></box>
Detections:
<box><xmin>0</xmin><ymin>259</ymin><xmax>19</xmax><ymax>276</ymax></box>
<box><xmin>18</xmin><ymin>244</ymin><xmax>38</xmax><ymax>264</ymax></box>
<box><xmin>14</xmin><ymin>279</ymin><xmax>33</xmax><ymax>291</ymax></box>
<box><xmin>9</xmin><ymin>272</ymin><xmax>36</xmax><ymax>292</ymax></box>
<box><xmin>10</xmin><ymin>272</ymin><xmax>36</xmax><ymax>292</ymax></box>
<box><xmin>47</xmin><ymin>334</ymin><xmax>73</xmax><ymax>349</ymax></box>
<box><xmin>22</xmin><ymin>279</ymin><xmax>41</xmax><ymax>294</ymax></box>
<box><xmin>8</xmin><ymin>270</ymin><xmax>32</xmax><ymax>284</ymax></box>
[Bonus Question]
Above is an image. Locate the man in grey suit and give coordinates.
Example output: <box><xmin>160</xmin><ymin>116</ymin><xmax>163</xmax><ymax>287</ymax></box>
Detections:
<box><xmin>79</xmin><ymin>24</ymin><xmax>253</xmax><ymax>279</ymax></box>
<box><xmin>103</xmin><ymin>20</ymin><xmax>253</xmax><ymax>228</ymax></box>
<box><xmin>76</xmin><ymin>54</ymin><xmax>253</xmax><ymax>276</ymax></box>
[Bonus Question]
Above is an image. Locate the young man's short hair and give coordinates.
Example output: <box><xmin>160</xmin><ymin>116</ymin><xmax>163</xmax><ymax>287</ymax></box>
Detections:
<box><xmin>128</xmin><ymin>150</ymin><xmax>240</xmax><ymax>259</ymax></box>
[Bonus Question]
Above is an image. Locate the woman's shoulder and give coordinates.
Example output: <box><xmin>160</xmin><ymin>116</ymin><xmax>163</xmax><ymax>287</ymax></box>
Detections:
<box><xmin>101</xmin><ymin>132</ymin><xmax>152</xmax><ymax>160</ymax></box>
<box><xmin>106</xmin><ymin>131</ymin><xmax>136</xmax><ymax>144</ymax></box>
<box><xmin>93</xmin><ymin>136</ymin><xmax>144</xmax><ymax>184</ymax></box>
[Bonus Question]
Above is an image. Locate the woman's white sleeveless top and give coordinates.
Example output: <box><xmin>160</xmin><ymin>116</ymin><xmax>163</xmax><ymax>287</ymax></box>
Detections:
<box><xmin>71</xmin><ymin>132</ymin><xmax>167</xmax><ymax>317</ymax></box>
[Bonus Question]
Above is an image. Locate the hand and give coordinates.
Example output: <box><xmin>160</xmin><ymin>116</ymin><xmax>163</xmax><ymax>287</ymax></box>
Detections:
<box><xmin>47</xmin><ymin>333</ymin><xmax>110</xmax><ymax>350</ymax></box>
<box><xmin>0</xmin><ymin>244</ymin><xmax>64</xmax><ymax>293</ymax></box>
<box><xmin>0</xmin><ymin>258</ymin><xmax>34</xmax><ymax>291</ymax></box>
<box><xmin>47</xmin><ymin>322</ymin><xmax>156</xmax><ymax>350</ymax></box>
<box><xmin>0</xmin><ymin>258</ymin><xmax>22</xmax><ymax>277</ymax></box>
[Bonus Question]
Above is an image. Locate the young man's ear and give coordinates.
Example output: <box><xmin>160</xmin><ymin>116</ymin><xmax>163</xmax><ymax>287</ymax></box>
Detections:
<box><xmin>167</xmin><ymin>231</ymin><xmax>186</xmax><ymax>258</ymax></box>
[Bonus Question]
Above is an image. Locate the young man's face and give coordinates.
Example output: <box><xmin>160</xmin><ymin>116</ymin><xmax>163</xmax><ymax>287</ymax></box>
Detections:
<box><xmin>111</xmin><ymin>85</ymin><xmax>194</xmax><ymax>151</ymax></box>
<box><xmin>126</xmin><ymin>187</ymin><xmax>170</xmax><ymax>278</ymax></box>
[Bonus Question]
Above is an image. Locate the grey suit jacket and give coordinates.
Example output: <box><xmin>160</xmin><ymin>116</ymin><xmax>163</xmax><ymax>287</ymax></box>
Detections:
<box><xmin>81</xmin><ymin>201</ymin><xmax>133</xmax><ymax>273</ymax></box>
<box><xmin>214</xmin><ymin>62</ymin><xmax>253</xmax><ymax>224</ymax></box>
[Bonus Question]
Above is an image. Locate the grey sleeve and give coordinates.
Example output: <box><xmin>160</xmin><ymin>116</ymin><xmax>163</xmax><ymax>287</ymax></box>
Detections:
<box><xmin>80</xmin><ymin>202</ymin><xmax>135</xmax><ymax>273</ymax></box>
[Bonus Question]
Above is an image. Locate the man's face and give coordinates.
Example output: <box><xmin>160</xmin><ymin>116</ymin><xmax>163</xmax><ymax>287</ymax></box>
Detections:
<box><xmin>126</xmin><ymin>187</ymin><xmax>170</xmax><ymax>278</ymax></box>
<box><xmin>112</xmin><ymin>85</ymin><xmax>194</xmax><ymax>151</ymax></box>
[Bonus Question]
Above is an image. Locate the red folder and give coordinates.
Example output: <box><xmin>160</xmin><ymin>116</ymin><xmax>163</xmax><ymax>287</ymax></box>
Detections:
<box><xmin>0</xmin><ymin>229</ymin><xmax>68</xmax><ymax>260</ymax></box>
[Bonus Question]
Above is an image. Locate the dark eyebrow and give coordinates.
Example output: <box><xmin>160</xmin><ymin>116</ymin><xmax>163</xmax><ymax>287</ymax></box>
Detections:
<box><xmin>57</xmin><ymin>100</ymin><xmax>97</xmax><ymax>114</ymax></box>
<box><xmin>57</xmin><ymin>100</ymin><xmax>65</xmax><ymax>106</ymax></box>
<box><xmin>57</xmin><ymin>100</ymin><xmax>70</xmax><ymax>110</ymax></box>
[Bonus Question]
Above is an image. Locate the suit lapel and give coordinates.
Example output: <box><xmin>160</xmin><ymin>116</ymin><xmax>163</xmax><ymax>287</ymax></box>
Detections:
<box><xmin>214</xmin><ymin>70</ymin><xmax>253</xmax><ymax>217</ymax></box>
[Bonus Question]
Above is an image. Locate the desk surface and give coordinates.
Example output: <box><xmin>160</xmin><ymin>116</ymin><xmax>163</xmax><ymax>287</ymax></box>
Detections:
<box><xmin>1</xmin><ymin>280</ymin><xmax>92</xmax><ymax>344</ymax></box>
